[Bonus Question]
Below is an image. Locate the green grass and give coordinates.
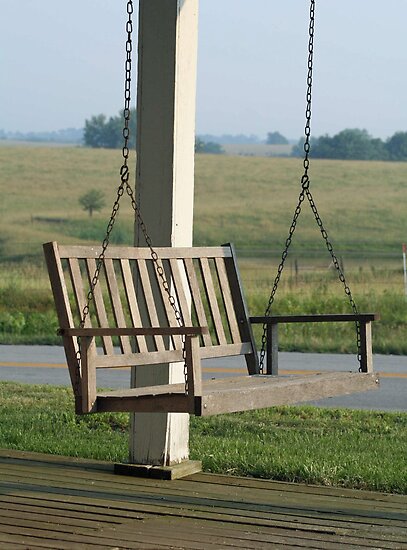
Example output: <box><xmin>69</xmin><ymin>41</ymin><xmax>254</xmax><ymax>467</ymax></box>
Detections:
<box><xmin>1</xmin><ymin>381</ymin><xmax>406</xmax><ymax>494</ymax></box>
<box><xmin>0</xmin><ymin>146</ymin><xmax>406</xmax><ymax>352</ymax></box>
<box><xmin>0</xmin><ymin>146</ymin><xmax>406</xmax><ymax>258</ymax></box>
<box><xmin>0</xmin><ymin>260</ymin><xmax>406</xmax><ymax>353</ymax></box>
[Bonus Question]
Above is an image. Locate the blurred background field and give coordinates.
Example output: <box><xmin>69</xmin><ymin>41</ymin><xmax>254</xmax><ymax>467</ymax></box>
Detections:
<box><xmin>0</xmin><ymin>145</ymin><xmax>406</xmax><ymax>353</ymax></box>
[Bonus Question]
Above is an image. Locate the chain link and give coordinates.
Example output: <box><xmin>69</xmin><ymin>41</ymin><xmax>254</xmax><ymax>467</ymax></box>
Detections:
<box><xmin>78</xmin><ymin>0</ymin><xmax>188</xmax><ymax>392</ymax></box>
<box><xmin>259</xmin><ymin>0</ymin><xmax>362</xmax><ymax>373</ymax></box>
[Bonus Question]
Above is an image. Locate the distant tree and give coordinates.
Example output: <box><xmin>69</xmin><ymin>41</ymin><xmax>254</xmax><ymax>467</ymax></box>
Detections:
<box><xmin>195</xmin><ymin>138</ymin><xmax>224</xmax><ymax>154</ymax></box>
<box><xmin>83</xmin><ymin>114</ymin><xmax>107</xmax><ymax>148</ymax></box>
<box><xmin>79</xmin><ymin>189</ymin><xmax>106</xmax><ymax>217</ymax></box>
<box><xmin>386</xmin><ymin>132</ymin><xmax>407</xmax><ymax>161</ymax></box>
<box><xmin>266</xmin><ymin>131</ymin><xmax>289</xmax><ymax>145</ymax></box>
<box><xmin>84</xmin><ymin>109</ymin><xmax>136</xmax><ymax>149</ymax></box>
<box><xmin>309</xmin><ymin>129</ymin><xmax>387</xmax><ymax>161</ymax></box>
<box><xmin>291</xmin><ymin>128</ymin><xmax>407</xmax><ymax>161</ymax></box>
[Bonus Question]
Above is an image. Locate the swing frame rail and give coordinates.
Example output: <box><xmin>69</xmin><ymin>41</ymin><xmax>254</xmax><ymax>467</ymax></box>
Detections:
<box><xmin>251</xmin><ymin>314</ymin><xmax>379</xmax><ymax>375</ymax></box>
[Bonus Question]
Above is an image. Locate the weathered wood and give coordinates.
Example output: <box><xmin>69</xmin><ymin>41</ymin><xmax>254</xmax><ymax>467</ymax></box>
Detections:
<box><xmin>168</xmin><ymin>258</ymin><xmax>193</xmax><ymax>326</ymax></box>
<box><xmin>96</xmin><ymin>386</ymin><xmax>192</xmax><ymax>414</ymax></box>
<box><xmin>154</xmin><ymin>257</ymin><xmax>183</xmax><ymax>350</ymax></box>
<box><xmin>251</xmin><ymin>313</ymin><xmax>378</xmax><ymax>376</ymax></box>
<box><xmin>214</xmin><ymin>257</ymin><xmax>241</xmax><ymax>343</ymax></box>
<box><xmin>0</xmin><ymin>450</ymin><xmax>405</xmax><ymax>549</ymax></box>
<box><xmin>120</xmin><ymin>258</ymin><xmax>148</xmax><ymax>353</ymax></box>
<box><xmin>267</xmin><ymin>322</ymin><xmax>279</xmax><ymax>375</ymax></box>
<box><xmin>94</xmin><ymin>372</ymin><xmax>378</xmax><ymax>416</ymax></box>
<box><xmin>224</xmin><ymin>244</ymin><xmax>259</xmax><ymax>375</ymax></box>
<box><xmin>199</xmin><ymin>257</ymin><xmax>227</xmax><ymax>345</ymax></box>
<box><xmin>85</xmin><ymin>257</ymin><xmax>114</xmax><ymax>355</ymax></box>
<box><xmin>104</xmin><ymin>258</ymin><xmax>132</xmax><ymax>354</ymax></box>
<box><xmin>186</xmin><ymin>334</ymin><xmax>202</xmax><ymax>398</ymax></box>
<box><xmin>43</xmin><ymin>242</ymin><xmax>80</xmax><ymax>399</ymax></box>
<box><xmin>44</xmin><ymin>241</ymin><xmax>378</xmax><ymax>419</ymax></box>
<box><xmin>80</xmin><ymin>336</ymin><xmax>96</xmax><ymax>414</ymax></box>
<box><xmin>114</xmin><ymin>460</ymin><xmax>202</xmax><ymax>480</ymax></box>
<box><xmin>56</xmin><ymin>244</ymin><xmax>232</xmax><ymax>260</ymax></box>
<box><xmin>183</xmin><ymin>257</ymin><xmax>213</xmax><ymax>347</ymax></box>
<box><xmin>360</xmin><ymin>321</ymin><xmax>373</xmax><ymax>373</ymax></box>
<box><xmin>251</xmin><ymin>313</ymin><xmax>379</xmax><ymax>324</ymax></box>
<box><xmin>137</xmin><ymin>258</ymin><xmax>166</xmax><ymax>352</ymax></box>
<box><xmin>59</xmin><ymin>326</ymin><xmax>208</xmax><ymax>337</ymax></box>
<box><xmin>196</xmin><ymin>372</ymin><xmax>379</xmax><ymax>416</ymax></box>
<box><xmin>88</xmin><ymin>349</ymin><xmax>184</xmax><ymax>369</ymax></box>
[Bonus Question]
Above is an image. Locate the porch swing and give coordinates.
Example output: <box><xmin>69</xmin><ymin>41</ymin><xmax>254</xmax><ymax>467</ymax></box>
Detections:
<box><xmin>44</xmin><ymin>0</ymin><xmax>378</xmax><ymax>417</ymax></box>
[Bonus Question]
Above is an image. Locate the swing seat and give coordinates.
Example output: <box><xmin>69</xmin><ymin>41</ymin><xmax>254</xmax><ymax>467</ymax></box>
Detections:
<box><xmin>44</xmin><ymin>242</ymin><xmax>378</xmax><ymax>416</ymax></box>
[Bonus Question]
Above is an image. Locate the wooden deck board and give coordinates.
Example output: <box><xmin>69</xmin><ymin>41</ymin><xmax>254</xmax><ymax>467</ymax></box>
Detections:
<box><xmin>0</xmin><ymin>450</ymin><xmax>405</xmax><ymax>549</ymax></box>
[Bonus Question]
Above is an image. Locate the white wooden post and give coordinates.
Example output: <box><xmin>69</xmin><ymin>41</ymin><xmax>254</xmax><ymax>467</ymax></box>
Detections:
<box><xmin>129</xmin><ymin>0</ymin><xmax>199</xmax><ymax>468</ymax></box>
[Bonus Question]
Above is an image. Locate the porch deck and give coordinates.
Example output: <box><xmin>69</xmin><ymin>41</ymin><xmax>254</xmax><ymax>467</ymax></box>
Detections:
<box><xmin>0</xmin><ymin>449</ymin><xmax>406</xmax><ymax>549</ymax></box>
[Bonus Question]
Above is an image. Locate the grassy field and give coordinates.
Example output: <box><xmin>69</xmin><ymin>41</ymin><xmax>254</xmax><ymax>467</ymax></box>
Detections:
<box><xmin>1</xmin><ymin>381</ymin><xmax>405</xmax><ymax>494</ymax></box>
<box><xmin>221</xmin><ymin>143</ymin><xmax>293</xmax><ymax>157</ymax></box>
<box><xmin>0</xmin><ymin>145</ymin><xmax>406</xmax><ymax>352</ymax></box>
<box><xmin>0</xmin><ymin>145</ymin><xmax>406</xmax><ymax>258</ymax></box>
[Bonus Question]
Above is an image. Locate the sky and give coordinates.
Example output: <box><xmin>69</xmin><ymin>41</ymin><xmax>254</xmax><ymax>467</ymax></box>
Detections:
<box><xmin>1</xmin><ymin>0</ymin><xmax>407</xmax><ymax>140</ymax></box>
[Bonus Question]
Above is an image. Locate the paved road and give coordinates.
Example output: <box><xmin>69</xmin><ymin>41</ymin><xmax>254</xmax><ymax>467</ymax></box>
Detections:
<box><xmin>0</xmin><ymin>345</ymin><xmax>406</xmax><ymax>412</ymax></box>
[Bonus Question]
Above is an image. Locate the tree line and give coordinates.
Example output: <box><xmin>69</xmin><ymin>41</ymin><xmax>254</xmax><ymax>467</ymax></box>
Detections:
<box><xmin>84</xmin><ymin>111</ymin><xmax>224</xmax><ymax>154</ymax></box>
<box><xmin>84</xmin><ymin>112</ymin><xmax>407</xmax><ymax>161</ymax></box>
<box><xmin>293</xmin><ymin>129</ymin><xmax>407</xmax><ymax>161</ymax></box>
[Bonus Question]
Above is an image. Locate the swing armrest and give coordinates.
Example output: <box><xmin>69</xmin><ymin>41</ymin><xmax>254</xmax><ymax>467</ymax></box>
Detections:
<box><xmin>58</xmin><ymin>326</ymin><xmax>209</xmax><ymax>337</ymax></box>
<box><xmin>71</xmin><ymin>327</ymin><xmax>205</xmax><ymax>414</ymax></box>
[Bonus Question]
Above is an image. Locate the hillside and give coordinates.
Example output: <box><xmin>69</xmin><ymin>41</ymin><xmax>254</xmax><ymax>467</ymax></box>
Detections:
<box><xmin>0</xmin><ymin>145</ymin><xmax>405</xmax><ymax>263</ymax></box>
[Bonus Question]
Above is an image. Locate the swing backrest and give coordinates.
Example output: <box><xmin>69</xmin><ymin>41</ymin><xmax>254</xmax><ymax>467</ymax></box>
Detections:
<box><xmin>43</xmin><ymin>242</ymin><xmax>259</xmax><ymax>394</ymax></box>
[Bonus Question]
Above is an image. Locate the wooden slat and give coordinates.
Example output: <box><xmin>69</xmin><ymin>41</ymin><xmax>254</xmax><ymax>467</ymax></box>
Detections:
<box><xmin>94</xmin><ymin>349</ymin><xmax>183</xmax><ymax>368</ymax></box>
<box><xmin>137</xmin><ymin>259</ymin><xmax>165</xmax><ymax>351</ymax></box>
<box><xmin>199</xmin><ymin>342</ymin><xmax>253</xmax><ymax>360</ymax></box>
<box><xmin>169</xmin><ymin>258</ymin><xmax>193</xmax><ymax>325</ymax></box>
<box><xmin>95</xmin><ymin>372</ymin><xmax>378</xmax><ymax>416</ymax></box>
<box><xmin>67</xmin><ymin>258</ymin><xmax>98</xmax><ymax>394</ymax></box>
<box><xmin>96</xmin><ymin>388</ymin><xmax>191</xmax><ymax>414</ymax></box>
<box><xmin>103</xmin><ymin>258</ymin><xmax>132</xmax><ymax>354</ymax></box>
<box><xmin>153</xmin><ymin>258</ymin><xmax>182</xmax><ymax>349</ymax></box>
<box><xmin>80</xmin><ymin>337</ymin><xmax>97</xmax><ymax>414</ymax></box>
<box><xmin>184</xmin><ymin>258</ymin><xmax>212</xmax><ymax>346</ymax></box>
<box><xmin>87</xmin><ymin>342</ymin><xmax>250</xmax><ymax>368</ymax></box>
<box><xmin>1</xmin><ymin>477</ymin><xmax>405</xmax><ymax>538</ymax></box>
<box><xmin>196</xmin><ymin>372</ymin><xmax>379</xmax><ymax>416</ymax></box>
<box><xmin>1</xmin><ymin>464</ymin><xmax>404</xmax><ymax>532</ymax></box>
<box><xmin>120</xmin><ymin>258</ymin><xmax>148</xmax><ymax>353</ymax></box>
<box><xmin>57</xmin><ymin>244</ymin><xmax>233</xmax><ymax>261</ymax></box>
<box><xmin>199</xmin><ymin>257</ymin><xmax>227</xmax><ymax>345</ymax></box>
<box><xmin>59</xmin><ymin>326</ymin><xmax>207</xmax><ymax>337</ymax></box>
<box><xmin>67</xmin><ymin>258</ymin><xmax>89</xmax><ymax>327</ymax></box>
<box><xmin>214</xmin><ymin>257</ymin><xmax>240</xmax><ymax>343</ymax></box>
<box><xmin>1</xmin><ymin>454</ymin><xmax>404</xmax><ymax>514</ymax></box>
<box><xmin>185</xmin><ymin>335</ymin><xmax>202</xmax><ymax>398</ymax></box>
<box><xmin>42</xmin><ymin>242</ymin><xmax>81</xmax><ymax>403</ymax></box>
<box><xmin>1</xmin><ymin>449</ymin><xmax>406</xmax><ymax>549</ymax></box>
<box><xmin>85</xmin><ymin>258</ymin><xmax>114</xmax><ymax>355</ymax></box>
<box><xmin>223</xmin><ymin>246</ymin><xmax>259</xmax><ymax>374</ymax></box>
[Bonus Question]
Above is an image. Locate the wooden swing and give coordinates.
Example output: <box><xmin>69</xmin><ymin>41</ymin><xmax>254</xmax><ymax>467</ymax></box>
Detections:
<box><xmin>44</xmin><ymin>0</ymin><xmax>378</xmax><ymax>417</ymax></box>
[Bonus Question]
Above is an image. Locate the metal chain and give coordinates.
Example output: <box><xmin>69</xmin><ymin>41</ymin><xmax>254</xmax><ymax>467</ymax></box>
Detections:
<box><xmin>259</xmin><ymin>0</ymin><xmax>362</xmax><ymax>373</ymax></box>
<box><xmin>78</xmin><ymin>0</ymin><xmax>188</xmax><ymax>392</ymax></box>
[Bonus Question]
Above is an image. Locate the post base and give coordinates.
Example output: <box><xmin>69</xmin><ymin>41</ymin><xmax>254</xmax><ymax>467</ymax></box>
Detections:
<box><xmin>114</xmin><ymin>460</ymin><xmax>202</xmax><ymax>480</ymax></box>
